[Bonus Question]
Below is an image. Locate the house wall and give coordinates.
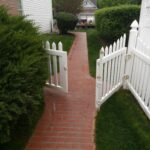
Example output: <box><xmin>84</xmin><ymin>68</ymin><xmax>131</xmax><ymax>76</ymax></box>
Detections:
<box><xmin>0</xmin><ymin>0</ymin><xmax>19</xmax><ymax>15</ymax></box>
<box><xmin>22</xmin><ymin>0</ymin><xmax>53</xmax><ymax>33</ymax></box>
<box><xmin>139</xmin><ymin>0</ymin><xmax>150</xmax><ymax>46</ymax></box>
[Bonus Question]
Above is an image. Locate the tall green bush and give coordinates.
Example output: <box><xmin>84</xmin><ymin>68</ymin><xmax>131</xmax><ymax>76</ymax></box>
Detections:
<box><xmin>0</xmin><ymin>6</ymin><xmax>48</xmax><ymax>143</ymax></box>
<box><xmin>55</xmin><ymin>12</ymin><xmax>78</xmax><ymax>34</ymax></box>
<box><xmin>97</xmin><ymin>0</ymin><xmax>141</xmax><ymax>8</ymax></box>
<box><xmin>95</xmin><ymin>5</ymin><xmax>140</xmax><ymax>42</ymax></box>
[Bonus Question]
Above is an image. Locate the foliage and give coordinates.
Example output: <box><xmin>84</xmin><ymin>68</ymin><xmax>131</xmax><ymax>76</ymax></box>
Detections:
<box><xmin>95</xmin><ymin>90</ymin><xmax>150</xmax><ymax>150</ymax></box>
<box><xmin>0</xmin><ymin>6</ymin><xmax>48</xmax><ymax>144</ymax></box>
<box><xmin>42</xmin><ymin>33</ymin><xmax>74</xmax><ymax>53</ymax></box>
<box><xmin>85</xmin><ymin>29</ymin><xmax>102</xmax><ymax>77</ymax></box>
<box><xmin>97</xmin><ymin>0</ymin><xmax>141</xmax><ymax>8</ymax></box>
<box><xmin>95</xmin><ymin>5</ymin><xmax>140</xmax><ymax>42</ymax></box>
<box><xmin>56</xmin><ymin>12</ymin><xmax>78</xmax><ymax>34</ymax></box>
<box><xmin>53</xmin><ymin>0</ymin><xmax>82</xmax><ymax>14</ymax></box>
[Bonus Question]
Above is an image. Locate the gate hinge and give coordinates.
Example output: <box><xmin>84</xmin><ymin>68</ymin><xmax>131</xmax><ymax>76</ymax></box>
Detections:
<box><xmin>123</xmin><ymin>75</ymin><xmax>129</xmax><ymax>80</ymax></box>
<box><xmin>125</xmin><ymin>54</ymin><xmax>132</xmax><ymax>60</ymax></box>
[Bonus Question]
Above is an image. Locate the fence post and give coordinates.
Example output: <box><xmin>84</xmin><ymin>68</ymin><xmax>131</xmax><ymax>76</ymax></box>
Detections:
<box><xmin>123</xmin><ymin>20</ymin><xmax>139</xmax><ymax>89</ymax></box>
<box><xmin>96</xmin><ymin>47</ymin><xmax>104</xmax><ymax>110</ymax></box>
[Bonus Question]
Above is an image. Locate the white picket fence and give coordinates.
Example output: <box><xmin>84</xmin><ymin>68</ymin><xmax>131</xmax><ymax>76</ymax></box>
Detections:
<box><xmin>96</xmin><ymin>20</ymin><xmax>150</xmax><ymax>119</ymax></box>
<box><xmin>96</xmin><ymin>34</ymin><xmax>127</xmax><ymax>107</ymax></box>
<box><xmin>125</xmin><ymin>21</ymin><xmax>150</xmax><ymax>119</ymax></box>
<box><xmin>45</xmin><ymin>41</ymin><xmax>68</xmax><ymax>92</ymax></box>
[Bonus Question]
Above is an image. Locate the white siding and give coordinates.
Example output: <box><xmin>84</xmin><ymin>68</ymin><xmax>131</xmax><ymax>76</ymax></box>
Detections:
<box><xmin>22</xmin><ymin>0</ymin><xmax>53</xmax><ymax>33</ymax></box>
<box><xmin>139</xmin><ymin>0</ymin><xmax>150</xmax><ymax>46</ymax></box>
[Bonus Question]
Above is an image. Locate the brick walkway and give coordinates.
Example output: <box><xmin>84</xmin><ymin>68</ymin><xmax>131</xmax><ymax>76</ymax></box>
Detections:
<box><xmin>26</xmin><ymin>32</ymin><xmax>96</xmax><ymax>150</ymax></box>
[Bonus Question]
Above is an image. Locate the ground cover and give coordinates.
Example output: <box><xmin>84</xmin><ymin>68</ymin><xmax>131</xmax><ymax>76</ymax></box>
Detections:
<box><xmin>95</xmin><ymin>90</ymin><xmax>150</xmax><ymax>150</ymax></box>
<box><xmin>42</xmin><ymin>33</ymin><xmax>74</xmax><ymax>53</ymax></box>
<box><xmin>81</xmin><ymin>29</ymin><xmax>109</xmax><ymax>77</ymax></box>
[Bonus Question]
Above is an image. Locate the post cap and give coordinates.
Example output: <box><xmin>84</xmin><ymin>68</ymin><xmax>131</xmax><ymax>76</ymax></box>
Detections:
<box><xmin>130</xmin><ymin>20</ymin><xmax>139</xmax><ymax>29</ymax></box>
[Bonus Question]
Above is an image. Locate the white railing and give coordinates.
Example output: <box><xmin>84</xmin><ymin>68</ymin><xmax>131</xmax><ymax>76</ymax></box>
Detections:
<box><xmin>125</xmin><ymin>21</ymin><xmax>150</xmax><ymax>119</ymax></box>
<box><xmin>127</xmin><ymin>45</ymin><xmax>150</xmax><ymax>119</ymax></box>
<box><xmin>96</xmin><ymin>20</ymin><xmax>150</xmax><ymax>119</ymax></box>
<box><xmin>96</xmin><ymin>34</ymin><xmax>126</xmax><ymax>109</ymax></box>
<box><xmin>45</xmin><ymin>41</ymin><xmax>68</xmax><ymax>92</ymax></box>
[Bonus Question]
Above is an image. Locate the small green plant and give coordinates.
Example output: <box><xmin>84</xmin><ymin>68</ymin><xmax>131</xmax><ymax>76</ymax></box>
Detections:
<box><xmin>55</xmin><ymin>12</ymin><xmax>78</xmax><ymax>34</ymax></box>
<box><xmin>0</xmin><ymin>6</ymin><xmax>48</xmax><ymax>144</ymax></box>
<box><xmin>95</xmin><ymin>5</ymin><xmax>140</xmax><ymax>42</ymax></box>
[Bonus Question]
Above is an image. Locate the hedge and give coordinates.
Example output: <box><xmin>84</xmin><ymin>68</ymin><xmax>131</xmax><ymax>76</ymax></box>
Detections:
<box><xmin>0</xmin><ymin>6</ymin><xmax>48</xmax><ymax>143</ymax></box>
<box><xmin>95</xmin><ymin>5</ymin><xmax>140</xmax><ymax>42</ymax></box>
<box><xmin>97</xmin><ymin>0</ymin><xmax>141</xmax><ymax>8</ymax></box>
<box><xmin>55</xmin><ymin>12</ymin><xmax>78</xmax><ymax>34</ymax></box>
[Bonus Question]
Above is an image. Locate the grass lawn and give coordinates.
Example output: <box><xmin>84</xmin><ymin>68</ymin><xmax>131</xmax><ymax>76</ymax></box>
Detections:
<box><xmin>95</xmin><ymin>90</ymin><xmax>150</xmax><ymax>150</ymax></box>
<box><xmin>42</xmin><ymin>33</ymin><xmax>74</xmax><ymax>53</ymax></box>
<box><xmin>83</xmin><ymin>29</ymin><xmax>150</xmax><ymax>150</ymax></box>
<box><xmin>81</xmin><ymin>29</ymin><xmax>109</xmax><ymax>77</ymax></box>
<box><xmin>0</xmin><ymin>33</ymin><xmax>74</xmax><ymax>150</ymax></box>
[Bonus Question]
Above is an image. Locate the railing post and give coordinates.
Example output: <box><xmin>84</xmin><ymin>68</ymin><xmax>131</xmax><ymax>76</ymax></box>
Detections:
<box><xmin>128</xmin><ymin>20</ymin><xmax>139</xmax><ymax>51</ymax></box>
<box><xmin>123</xmin><ymin>20</ymin><xmax>139</xmax><ymax>89</ymax></box>
<box><xmin>96</xmin><ymin>48</ymin><xmax>104</xmax><ymax>110</ymax></box>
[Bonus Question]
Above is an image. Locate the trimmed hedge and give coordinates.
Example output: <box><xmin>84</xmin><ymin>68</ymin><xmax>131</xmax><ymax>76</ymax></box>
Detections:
<box><xmin>95</xmin><ymin>5</ymin><xmax>140</xmax><ymax>42</ymax></box>
<box><xmin>56</xmin><ymin>12</ymin><xmax>78</xmax><ymax>34</ymax></box>
<box><xmin>97</xmin><ymin>0</ymin><xmax>141</xmax><ymax>8</ymax></box>
<box><xmin>0</xmin><ymin>6</ymin><xmax>48</xmax><ymax>143</ymax></box>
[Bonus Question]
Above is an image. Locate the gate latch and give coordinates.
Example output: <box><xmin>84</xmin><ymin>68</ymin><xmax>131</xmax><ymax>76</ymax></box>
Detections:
<box><xmin>123</xmin><ymin>75</ymin><xmax>129</xmax><ymax>80</ymax></box>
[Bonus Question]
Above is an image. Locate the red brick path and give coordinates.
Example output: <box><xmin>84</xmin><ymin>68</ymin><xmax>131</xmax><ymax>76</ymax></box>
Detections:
<box><xmin>26</xmin><ymin>32</ymin><xmax>96</xmax><ymax>150</ymax></box>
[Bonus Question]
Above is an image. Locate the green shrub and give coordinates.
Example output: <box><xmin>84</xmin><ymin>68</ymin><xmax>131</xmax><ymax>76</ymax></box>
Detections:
<box><xmin>0</xmin><ymin>6</ymin><xmax>48</xmax><ymax>143</ymax></box>
<box><xmin>97</xmin><ymin>0</ymin><xmax>141</xmax><ymax>8</ymax></box>
<box><xmin>56</xmin><ymin>12</ymin><xmax>78</xmax><ymax>34</ymax></box>
<box><xmin>95</xmin><ymin>5</ymin><xmax>140</xmax><ymax>42</ymax></box>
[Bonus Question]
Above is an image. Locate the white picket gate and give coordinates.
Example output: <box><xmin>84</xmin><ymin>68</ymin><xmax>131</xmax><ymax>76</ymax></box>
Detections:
<box><xmin>96</xmin><ymin>34</ymin><xmax>127</xmax><ymax>108</ymax></box>
<box><xmin>125</xmin><ymin>21</ymin><xmax>150</xmax><ymax>119</ymax></box>
<box><xmin>45</xmin><ymin>41</ymin><xmax>68</xmax><ymax>92</ymax></box>
<box><xmin>96</xmin><ymin>20</ymin><xmax>150</xmax><ymax>119</ymax></box>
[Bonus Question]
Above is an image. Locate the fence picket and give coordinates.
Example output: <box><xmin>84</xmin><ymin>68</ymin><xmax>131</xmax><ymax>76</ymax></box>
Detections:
<box><xmin>137</xmin><ymin>61</ymin><xmax>144</xmax><ymax>95</ymax></box>
<box><xmin>96</xmin><ymin>48</ymin><xmax>104</xmax><ymax>108</ymax></box>
<box><xmin>105</xmin><ymin>46</ymin><xmax>109</xmax><ymax>56</ymax></box>
<box><xmin>107</xmin><ymin>45</ymin><xmax>112</xmax><ymax>92</ymax></box>
<box><xmin>46</xmin><ymin>41</ymin><xmax>53</xmax><ymax>84</ymax></box>
<box><xmin>103</xmin><ymin>47</ymin><xmax>108</xmax><ymax>95</ymax></box>
<box><xmin>141</xmin><ymin>65</ymin><xmax>149</xmax><ymax>101</ymax></box>
<box><xmin>52</xmin><ymin>42</ymin><xmax>58</xmax><ymax>86</ymax></box>
<box><xmin>135</xmin><ymin>57</ymin><xmax>142</xmax><ymax>91</ymax></box>
<box><xmin>114</xmin><ymin>39</ymin><xmax>120</xmax><ymax>86</ymax></box>
<box><xmin>119</xmin><ymin>36</ymin><xmax>123</xmax><ymax>49</ymax></box>
<box><xmin>111</xmin><ymin>42</ymin><xmax>116</xmax><ymax>88</ymax></box>
<box><xmin>123</xmin><ymin>34</ymin><xmax>126</xmax><ymax>47</ymax></box>
<box><xmin>58</xmin><ymin>41</ymin><xmax>63</xmax><ymax>51</ymax></box>
<box><xmin>139</xmin><ymin>62</ymin><xmax>146</xmax><ymax>97</ymax></box>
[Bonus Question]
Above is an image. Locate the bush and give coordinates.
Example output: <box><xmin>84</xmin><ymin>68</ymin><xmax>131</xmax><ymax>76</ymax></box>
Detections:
<box><xmin>55</xmin><ymin>12</ymin><xmax>78</xmax><ymax>34</ymax></box>
<box><xmin>97</xmin><ymin>0</ymin><xmax>141</xmax><ymax>8</ymax></box>
<box><xmin>0</xmin><ymin>6</ymin><xmax>48</xmax><ymax>143</ymax></box>
<box><xmin>95</xmin><ymin>5</ymin><xmax>140</xmax><ymax>42</ymax></box>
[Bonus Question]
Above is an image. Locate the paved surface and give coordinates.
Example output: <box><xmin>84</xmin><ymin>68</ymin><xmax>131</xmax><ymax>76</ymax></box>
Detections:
<box><xmin>26</xmin><ymin>32</ymin><xmax>96</xmax><ymax>150</ymax></box>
